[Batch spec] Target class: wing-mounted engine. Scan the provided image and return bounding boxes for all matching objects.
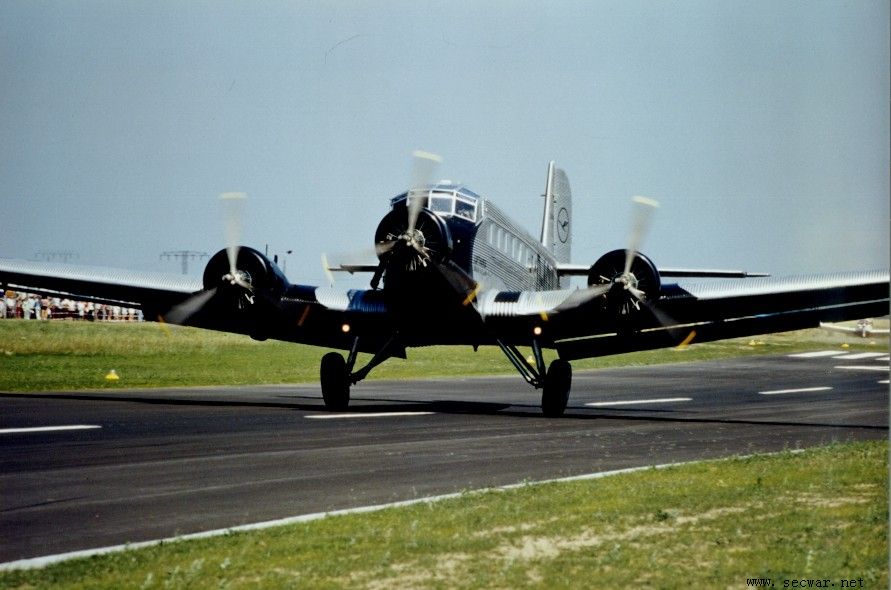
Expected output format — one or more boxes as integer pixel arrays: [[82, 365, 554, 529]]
[[587, 249, 661, 317], [183, 246, 290, 340], [203, 246, 288, 308]]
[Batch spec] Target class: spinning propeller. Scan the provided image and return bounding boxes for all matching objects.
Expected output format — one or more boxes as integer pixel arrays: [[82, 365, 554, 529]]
[[617, 195, 660, 306], [163, 192, 254, 325], [583, 195, 688, 340], [562, 195, 661, 316], [371, 151, 439, 286], [372, 151, 444, 282], [220, 192, 253, 292]]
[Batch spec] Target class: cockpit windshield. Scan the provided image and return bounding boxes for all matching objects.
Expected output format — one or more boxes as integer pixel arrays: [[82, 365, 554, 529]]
[[390, 184, 480, 222]]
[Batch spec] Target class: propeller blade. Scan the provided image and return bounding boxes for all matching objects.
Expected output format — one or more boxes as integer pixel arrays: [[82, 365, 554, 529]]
[[164, 288, 217, 325], [219, 192, 247, 275], [376, 240, 397, 256], [554, 283, 612, 313], [406, 150, 442, 234], [320, 254, 336, 287], [647, 300, 692, 345], [627, 285, 647, 301], [434, 259, 478, 300], [624, 195, 659, 276]]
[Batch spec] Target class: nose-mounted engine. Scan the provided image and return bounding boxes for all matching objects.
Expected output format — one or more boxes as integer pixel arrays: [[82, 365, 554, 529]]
[[372, 199, 453, 289]]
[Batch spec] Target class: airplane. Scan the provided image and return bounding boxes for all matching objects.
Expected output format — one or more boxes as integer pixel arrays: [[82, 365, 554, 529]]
[[820, 319, 890, 339], [1, 152, 888, 416]]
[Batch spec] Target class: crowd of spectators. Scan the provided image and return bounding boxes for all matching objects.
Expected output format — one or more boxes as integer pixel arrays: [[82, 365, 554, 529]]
[[1, 292, 143, 322]]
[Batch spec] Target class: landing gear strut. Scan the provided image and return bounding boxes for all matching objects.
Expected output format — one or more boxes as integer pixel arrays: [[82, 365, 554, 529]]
[[319, 336, 404, 411], [495, 338, 573, 417]]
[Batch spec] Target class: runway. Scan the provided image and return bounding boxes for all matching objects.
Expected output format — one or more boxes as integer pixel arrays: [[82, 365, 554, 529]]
[[1, 352, 887, 564]]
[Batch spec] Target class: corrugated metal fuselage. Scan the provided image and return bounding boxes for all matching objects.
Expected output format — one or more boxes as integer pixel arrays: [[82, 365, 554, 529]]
[[462, 199, 561, 292]]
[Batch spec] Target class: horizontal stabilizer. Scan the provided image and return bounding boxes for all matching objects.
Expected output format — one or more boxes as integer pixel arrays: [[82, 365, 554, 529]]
[[327, 262, 378, 274], [556, 263, 769, 279]]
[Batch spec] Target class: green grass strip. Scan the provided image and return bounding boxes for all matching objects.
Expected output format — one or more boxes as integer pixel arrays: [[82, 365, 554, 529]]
[[0, 320, 886, 392], [1, 440, 886, 589]]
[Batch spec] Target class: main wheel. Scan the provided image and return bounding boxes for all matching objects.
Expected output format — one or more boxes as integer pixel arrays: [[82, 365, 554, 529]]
[[541, 359, 572, 417], [320, 352, 350, 411]]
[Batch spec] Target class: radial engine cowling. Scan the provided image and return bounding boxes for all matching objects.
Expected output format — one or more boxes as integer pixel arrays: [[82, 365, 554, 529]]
[[586, 249, 661, 316], [374, 206, 453, 274], [203, 247, 288, 297]]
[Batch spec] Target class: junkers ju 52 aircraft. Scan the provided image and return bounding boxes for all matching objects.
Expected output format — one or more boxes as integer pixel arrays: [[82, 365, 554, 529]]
[[1, 152, 888, 416]]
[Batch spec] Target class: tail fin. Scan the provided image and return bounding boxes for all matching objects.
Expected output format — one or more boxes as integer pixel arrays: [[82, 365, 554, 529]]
[[540, 161, 572, 284]]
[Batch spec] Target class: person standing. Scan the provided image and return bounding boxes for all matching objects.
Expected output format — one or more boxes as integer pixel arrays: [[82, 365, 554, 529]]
[[22, 296, 33, 320]]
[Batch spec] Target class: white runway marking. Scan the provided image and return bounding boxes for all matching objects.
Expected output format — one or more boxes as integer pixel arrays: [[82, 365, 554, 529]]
[[876, 357, 890, 362], [832, 352, 888, 360], [879, 380, 889, 385], [789, 350, 847, 358], [758, 387, 832, 396], [305, 412, 435, 420], [834, 365, 889, 372], [0, 425, 101, 435], [585, 397, 691, 407]]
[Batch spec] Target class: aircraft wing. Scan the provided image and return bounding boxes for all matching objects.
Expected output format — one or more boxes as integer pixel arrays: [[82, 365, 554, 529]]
[[3, 257, 886, 360], [556, 263, 769, 278], [0, 257, 397, 354], [0, 258, 201, 312], [477, 270, 889, 360], [819, 321, 890, 336]]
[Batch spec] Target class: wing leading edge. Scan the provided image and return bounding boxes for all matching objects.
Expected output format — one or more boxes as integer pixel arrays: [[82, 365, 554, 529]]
[[477, 270, 889, 360], [0, 257, 396, 353]]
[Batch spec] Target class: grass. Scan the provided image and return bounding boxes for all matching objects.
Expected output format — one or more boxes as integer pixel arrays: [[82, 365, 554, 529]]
[[0, 320, 886, 586], [0, 319, 887, 392], [0, 440, 886, 588]]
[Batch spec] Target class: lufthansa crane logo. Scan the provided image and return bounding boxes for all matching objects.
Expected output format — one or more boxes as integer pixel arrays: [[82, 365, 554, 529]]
[[556, 207, 569, 243]]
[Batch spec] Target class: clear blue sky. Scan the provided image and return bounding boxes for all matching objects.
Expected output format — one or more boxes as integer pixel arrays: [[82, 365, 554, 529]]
[[2, 1, 888, 287]]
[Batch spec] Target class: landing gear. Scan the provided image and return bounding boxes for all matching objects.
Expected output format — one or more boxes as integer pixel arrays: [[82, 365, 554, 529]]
[[320, 352, 350, 411], [495, 338, 573, 417], [541, 359, 572, 417], [319, 336, 405, 412]]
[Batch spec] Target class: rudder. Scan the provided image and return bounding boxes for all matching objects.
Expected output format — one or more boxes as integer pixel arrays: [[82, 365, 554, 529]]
[[540, 161, 572, 286]]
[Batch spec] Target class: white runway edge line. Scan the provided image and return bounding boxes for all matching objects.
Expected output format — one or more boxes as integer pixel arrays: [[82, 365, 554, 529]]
[[834, 366, 890, 372], [833, 352, 888, 360], [789, 350, 848, 358], [758, 387, 833, 396], [0, 425, 101, 435], [585, 397, 691, 407], [305, 412, 436, 420], [0, 449, 805, 572]]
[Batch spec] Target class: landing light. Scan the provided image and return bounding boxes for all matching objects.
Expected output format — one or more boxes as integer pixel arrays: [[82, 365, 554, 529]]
[[533, 326, 543, 336], [341, 323, 351, 334]]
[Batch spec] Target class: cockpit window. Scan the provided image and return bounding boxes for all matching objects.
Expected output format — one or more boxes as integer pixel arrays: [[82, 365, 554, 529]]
[[429, 195, 453, 214], [390, 185, 479, 222], [455, 198, 475, 221]]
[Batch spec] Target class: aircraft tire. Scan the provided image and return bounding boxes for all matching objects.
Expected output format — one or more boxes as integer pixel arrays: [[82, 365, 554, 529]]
[[541, 359, 572, 417], [320, 352, 350, 411]]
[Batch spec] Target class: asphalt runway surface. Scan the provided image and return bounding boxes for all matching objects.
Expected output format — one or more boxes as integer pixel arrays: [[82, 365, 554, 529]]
[[1, 351, 887, 564]]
